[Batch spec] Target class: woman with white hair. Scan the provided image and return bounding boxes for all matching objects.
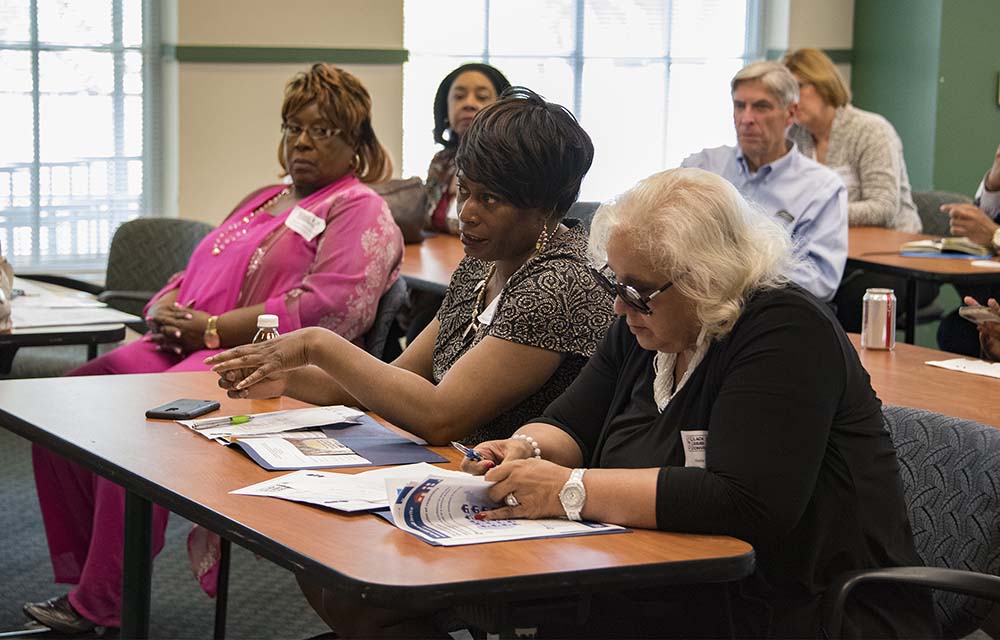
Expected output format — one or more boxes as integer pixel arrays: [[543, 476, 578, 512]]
[[463, 168, 938, 638]]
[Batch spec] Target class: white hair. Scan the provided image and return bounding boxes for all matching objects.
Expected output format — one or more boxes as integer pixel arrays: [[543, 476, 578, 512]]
[[731, 60, 799, 108], [589, 168, 793, 340]]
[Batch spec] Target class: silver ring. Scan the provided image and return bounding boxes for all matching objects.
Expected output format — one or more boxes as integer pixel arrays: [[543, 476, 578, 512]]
[[504, 492, 519, 508]]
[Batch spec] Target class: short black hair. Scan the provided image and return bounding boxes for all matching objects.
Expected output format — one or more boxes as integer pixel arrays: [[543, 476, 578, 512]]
[[457, 87, 594, 217], [433, 63, 511, 148]]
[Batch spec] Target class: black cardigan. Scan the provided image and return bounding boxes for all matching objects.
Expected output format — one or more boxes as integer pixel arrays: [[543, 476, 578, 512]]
[[537, 286, 938, 638]]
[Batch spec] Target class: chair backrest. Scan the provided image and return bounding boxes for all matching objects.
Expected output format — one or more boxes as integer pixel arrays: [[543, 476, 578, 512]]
[[565, 201, 600, 231], [881, 405, 1000, 637], [912, 191, 973, 237], [103, 218, 215, 316], [364, 277, 408, 361]]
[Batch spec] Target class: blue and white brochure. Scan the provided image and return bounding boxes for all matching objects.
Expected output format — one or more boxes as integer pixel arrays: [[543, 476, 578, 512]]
[[386, 476, 627, 546]]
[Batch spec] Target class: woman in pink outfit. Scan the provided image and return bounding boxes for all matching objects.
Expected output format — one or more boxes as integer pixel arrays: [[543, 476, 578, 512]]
[[25, 63, 404, 634]]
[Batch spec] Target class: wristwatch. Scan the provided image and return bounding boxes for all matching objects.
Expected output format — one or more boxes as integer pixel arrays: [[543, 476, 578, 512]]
[[991, 227, 1000, 255], [203, 315, 220, 349], [558, 468, 587, 521]]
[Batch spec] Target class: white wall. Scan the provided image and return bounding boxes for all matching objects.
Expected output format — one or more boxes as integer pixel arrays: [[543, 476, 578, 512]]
[[162, 0, 404, 224]]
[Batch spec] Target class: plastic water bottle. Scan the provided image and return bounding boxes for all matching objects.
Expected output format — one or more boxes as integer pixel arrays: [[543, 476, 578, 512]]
[[252, 314, 280, 344], [242, 314, 279, 382]]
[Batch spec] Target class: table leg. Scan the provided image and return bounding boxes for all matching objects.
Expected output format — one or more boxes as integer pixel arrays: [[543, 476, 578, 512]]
[[905, 279, 918, 344], [0, 347, 16, 375], [121, 491, 153, 639], [214, 538, 232, 640]]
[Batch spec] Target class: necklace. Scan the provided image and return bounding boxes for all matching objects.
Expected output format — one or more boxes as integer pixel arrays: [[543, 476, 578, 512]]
[[212, 187, 290, 256], [463, 262, 497, 340]]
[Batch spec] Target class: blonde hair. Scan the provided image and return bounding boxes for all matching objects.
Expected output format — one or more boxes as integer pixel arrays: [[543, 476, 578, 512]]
[[782, 48, 851, 108], [589, 168, 792, 340], [278, 63, 392, 183]]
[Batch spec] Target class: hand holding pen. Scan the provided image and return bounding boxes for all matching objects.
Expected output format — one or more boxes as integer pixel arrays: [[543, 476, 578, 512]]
[[451, 441, 496, 470]]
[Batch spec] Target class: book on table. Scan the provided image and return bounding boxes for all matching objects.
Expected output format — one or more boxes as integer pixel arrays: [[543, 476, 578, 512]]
[[900, 236, 991, 256]]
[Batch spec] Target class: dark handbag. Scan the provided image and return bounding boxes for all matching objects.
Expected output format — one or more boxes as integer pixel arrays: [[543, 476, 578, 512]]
[[370, 177, 428, 244]]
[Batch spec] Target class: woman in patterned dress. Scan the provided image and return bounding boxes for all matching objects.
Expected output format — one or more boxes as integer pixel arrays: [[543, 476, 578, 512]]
[[210, 87, 615, 451]]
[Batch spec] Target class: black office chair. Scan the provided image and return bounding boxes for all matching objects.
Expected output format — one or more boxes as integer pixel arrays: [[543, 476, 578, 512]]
[[8, 218, 215, 378], [24, 217, 214, 333], [912, 190, 974, 238], [565, 201, 600, 232], [822, 406, 1000, 638], [364, 277, 408, 361]]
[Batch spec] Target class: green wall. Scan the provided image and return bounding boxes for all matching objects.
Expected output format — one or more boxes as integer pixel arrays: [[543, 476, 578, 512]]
[[852, 0, 941, 191], [934, 0, 1000, 195], [853, 0, 1000, 196]]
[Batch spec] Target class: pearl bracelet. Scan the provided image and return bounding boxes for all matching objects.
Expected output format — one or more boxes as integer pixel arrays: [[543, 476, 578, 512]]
[[513, 433, 541, 459]]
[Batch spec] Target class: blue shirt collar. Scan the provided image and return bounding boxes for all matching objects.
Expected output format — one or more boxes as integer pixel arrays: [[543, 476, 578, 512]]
[[735, 140, 798, 178]]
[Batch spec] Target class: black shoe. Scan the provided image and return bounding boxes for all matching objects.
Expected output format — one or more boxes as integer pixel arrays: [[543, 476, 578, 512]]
[[23, 595, 97, 635]]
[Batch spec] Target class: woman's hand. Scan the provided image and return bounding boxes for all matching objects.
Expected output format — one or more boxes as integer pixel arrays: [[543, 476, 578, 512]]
[[966, 296, 1000, 361], [474, 459, 571, 521], [205, 327, 321, 391], [144, 291, 181, 336], [216, 367, 289, 399], [459, 437, 538, 475], [149, 302, 211, 355]]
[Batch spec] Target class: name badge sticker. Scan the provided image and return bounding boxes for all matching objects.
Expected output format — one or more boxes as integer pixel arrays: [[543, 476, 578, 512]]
[[680, 430, 708, 468], [285, 205, 326, 241]]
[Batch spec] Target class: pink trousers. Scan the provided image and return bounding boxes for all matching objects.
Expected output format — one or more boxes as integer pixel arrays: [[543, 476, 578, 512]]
[[31, 337, 220, 627]]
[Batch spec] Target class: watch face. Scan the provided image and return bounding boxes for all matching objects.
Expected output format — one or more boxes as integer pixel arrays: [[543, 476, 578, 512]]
[[561, 485, 585, 508]]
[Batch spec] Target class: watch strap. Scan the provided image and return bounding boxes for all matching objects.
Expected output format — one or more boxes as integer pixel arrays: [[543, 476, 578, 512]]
[[203, 315, 220, 349], [560, 468, 587, 521]]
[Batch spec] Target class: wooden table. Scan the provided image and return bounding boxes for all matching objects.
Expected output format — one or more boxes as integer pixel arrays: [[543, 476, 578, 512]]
[[847, 227, 1000, 343], [849, 333, 1000, 427], [401, 233, 465, 293], [0, 372, 754, 638]]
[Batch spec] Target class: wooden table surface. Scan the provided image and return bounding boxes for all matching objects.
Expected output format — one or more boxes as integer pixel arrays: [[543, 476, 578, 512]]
[[848, 227, 1000, 283], [401, 233, 465, 293], [849, 333, 999, 427], [0, 371, 753, 609]]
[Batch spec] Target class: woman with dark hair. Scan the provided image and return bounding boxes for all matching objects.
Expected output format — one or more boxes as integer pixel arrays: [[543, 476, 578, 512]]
[[210, 89, 613, 635], [425, 62, 510, 233], [211, 86, 612, 447], [23, 63, 404, 634]]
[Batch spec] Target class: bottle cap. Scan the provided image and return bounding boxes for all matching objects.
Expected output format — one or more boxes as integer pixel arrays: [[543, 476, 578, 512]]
[[256, 314, 279, 328]]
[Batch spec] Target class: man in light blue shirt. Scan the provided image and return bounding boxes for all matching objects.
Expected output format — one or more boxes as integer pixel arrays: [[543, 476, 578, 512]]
[[682, 61, 847, 301]]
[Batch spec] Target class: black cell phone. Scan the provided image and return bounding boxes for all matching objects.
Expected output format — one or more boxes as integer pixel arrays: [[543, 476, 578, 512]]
[[145, 398, 221, 420]]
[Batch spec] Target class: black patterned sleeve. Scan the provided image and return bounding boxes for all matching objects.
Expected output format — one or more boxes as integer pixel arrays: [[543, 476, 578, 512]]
[[488, 259, 614, 357]]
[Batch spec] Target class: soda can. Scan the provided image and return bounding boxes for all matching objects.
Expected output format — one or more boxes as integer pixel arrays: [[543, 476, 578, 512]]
[[861, 288, 896, 350]]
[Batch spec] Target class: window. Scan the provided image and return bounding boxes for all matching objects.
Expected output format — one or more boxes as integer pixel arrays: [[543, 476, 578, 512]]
[[403, 0, 760, 202], [0, 0, 159, 271]]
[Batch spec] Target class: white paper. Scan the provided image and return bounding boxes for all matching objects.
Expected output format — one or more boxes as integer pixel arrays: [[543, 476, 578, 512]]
[[181, 405, 363, 439], [386, 476, 627, 546], [10, 306, 142, 328], [13, 294, 106, 308], [926, 358, 1000, 379], [971, 260, 1000, 269], [232, 462, 467, 512]]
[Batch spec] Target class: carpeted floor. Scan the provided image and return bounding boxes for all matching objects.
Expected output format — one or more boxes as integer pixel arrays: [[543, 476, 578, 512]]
[[0, 427, 329, 639]]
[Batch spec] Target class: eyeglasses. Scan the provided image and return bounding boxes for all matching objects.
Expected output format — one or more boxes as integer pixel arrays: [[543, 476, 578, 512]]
[[280, 123, 341, 141], [589, 264, 673, 315]]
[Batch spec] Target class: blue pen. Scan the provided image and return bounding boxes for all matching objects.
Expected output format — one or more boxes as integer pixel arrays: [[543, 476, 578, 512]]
[[450, 441, 482, 462]]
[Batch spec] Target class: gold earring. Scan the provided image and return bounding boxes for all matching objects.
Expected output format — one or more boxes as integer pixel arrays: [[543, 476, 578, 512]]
[[350, 153, 360, 171], [534, 223, 551, 255]]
